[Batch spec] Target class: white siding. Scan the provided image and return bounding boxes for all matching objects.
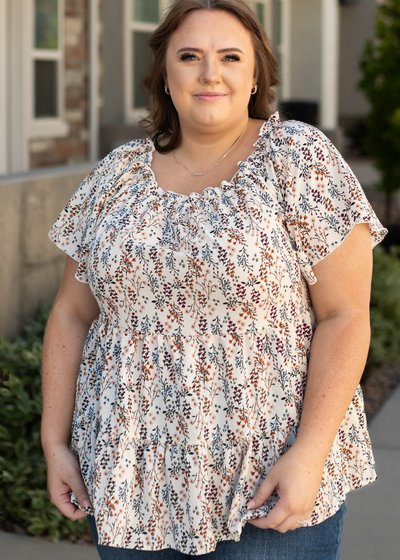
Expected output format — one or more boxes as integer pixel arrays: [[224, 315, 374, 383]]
[[291, 0, 321, 102], [339, 0, 376, 118]]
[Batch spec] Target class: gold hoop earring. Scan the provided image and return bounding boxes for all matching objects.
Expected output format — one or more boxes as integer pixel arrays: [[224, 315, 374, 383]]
[[251, 84, 258, 95], [164, 84, 170, 95]]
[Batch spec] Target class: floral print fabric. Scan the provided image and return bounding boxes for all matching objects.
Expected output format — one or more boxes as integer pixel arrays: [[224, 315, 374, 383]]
[[48, 113, 387, 555]]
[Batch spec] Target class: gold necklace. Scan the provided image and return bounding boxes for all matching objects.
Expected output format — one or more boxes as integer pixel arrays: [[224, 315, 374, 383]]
[[173, 119, 250, 177]]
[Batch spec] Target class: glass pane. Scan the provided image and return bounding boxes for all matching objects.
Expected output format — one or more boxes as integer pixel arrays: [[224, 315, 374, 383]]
[[256, 3, 265, 27], [35, 0, 58, 49], [133, 31, 152, 108], [132, 0, 159, 23], [35, 60, 58, 117]]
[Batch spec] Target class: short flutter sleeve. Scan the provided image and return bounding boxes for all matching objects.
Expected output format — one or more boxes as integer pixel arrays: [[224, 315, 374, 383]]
[[277, 123, 387, 285], [48, 161, 106, 283], [48, 140, 148, 283]]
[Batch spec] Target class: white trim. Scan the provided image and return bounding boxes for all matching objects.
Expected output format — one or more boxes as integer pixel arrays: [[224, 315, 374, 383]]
[[29, 0, 67, 136], [124, 0, 171, 123], [89, 0, 100, 161], [32, 48, 63, 61], [0, 0, 7, 174], [130, 20, 159, 33], [264, 0, 273, 39], [320, 0, 339, 130], [251, 0, 272, 34], [30, 118, 69, 139], [280, 0, 292, 101]]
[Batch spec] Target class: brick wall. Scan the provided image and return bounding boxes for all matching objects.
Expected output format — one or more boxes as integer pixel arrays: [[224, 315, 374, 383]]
[[30, 0, 89, 169]]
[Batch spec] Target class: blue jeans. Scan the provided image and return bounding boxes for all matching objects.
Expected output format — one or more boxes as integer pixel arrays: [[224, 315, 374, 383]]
[[87, 502, 346, 560]]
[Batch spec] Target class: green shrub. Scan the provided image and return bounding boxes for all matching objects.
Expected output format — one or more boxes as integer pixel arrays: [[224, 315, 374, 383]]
[[1, 247, 400, 540], [0, 304, 88, 541], [358, 0, 400, 223], [368, 245, 400, 367]]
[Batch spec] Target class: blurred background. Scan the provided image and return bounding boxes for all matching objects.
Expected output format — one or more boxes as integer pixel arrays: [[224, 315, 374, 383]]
[[0, 0, 385, 171], [0, 1, 400, 557]]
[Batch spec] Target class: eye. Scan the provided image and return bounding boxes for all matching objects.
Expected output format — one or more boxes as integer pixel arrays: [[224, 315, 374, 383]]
[[223, 54, 240, 62], [179, 52, 198, 61]]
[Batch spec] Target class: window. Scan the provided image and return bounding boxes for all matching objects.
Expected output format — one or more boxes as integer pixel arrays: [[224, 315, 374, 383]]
[[30, 0, 68, 138], [33, 0, 61, 118], [252, 1, 273, 38], [125, 0, 174, 121], [252, 0, 287, 103], [255, 2, 266, 27]]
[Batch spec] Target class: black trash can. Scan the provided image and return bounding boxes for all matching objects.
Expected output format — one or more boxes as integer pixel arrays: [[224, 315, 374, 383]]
[[279, 101, 319, 126]]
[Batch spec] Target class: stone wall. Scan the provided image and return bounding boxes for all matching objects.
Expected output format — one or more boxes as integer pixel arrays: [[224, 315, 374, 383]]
[[0, 164, 93, 339], [30, 0, 89, 169]]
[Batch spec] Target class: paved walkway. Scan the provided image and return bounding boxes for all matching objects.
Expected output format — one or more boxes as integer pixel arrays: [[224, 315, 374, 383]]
[[1, 384, 400, 559], [340, 384, 400, 560]]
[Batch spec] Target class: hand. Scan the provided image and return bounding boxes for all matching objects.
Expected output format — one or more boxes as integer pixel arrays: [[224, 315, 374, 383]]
[[44, 443, 92, 521], [247, 444, 324, 533]]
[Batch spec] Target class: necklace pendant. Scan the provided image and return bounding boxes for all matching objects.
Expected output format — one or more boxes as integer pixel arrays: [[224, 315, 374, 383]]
[[173, 118, 250, 178]]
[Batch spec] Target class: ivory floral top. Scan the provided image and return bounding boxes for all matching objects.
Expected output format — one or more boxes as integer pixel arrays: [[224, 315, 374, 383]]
[[49, 113, 387, 555]]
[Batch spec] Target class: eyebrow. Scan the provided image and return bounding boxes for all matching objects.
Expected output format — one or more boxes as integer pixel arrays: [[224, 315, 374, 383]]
[[176, 47, 244, 54]]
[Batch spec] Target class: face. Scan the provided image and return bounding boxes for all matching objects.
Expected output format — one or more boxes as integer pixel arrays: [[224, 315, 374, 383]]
[[165, 10, 257, 132]]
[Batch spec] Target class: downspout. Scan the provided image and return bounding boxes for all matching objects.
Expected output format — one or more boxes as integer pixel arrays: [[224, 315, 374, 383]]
[[89, 0, 99, 162], [320, 0, 339, 133], [280, 0, 292, 101]]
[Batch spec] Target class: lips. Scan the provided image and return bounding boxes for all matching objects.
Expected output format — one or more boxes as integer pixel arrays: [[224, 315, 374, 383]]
[[193, 92, 227, 101]]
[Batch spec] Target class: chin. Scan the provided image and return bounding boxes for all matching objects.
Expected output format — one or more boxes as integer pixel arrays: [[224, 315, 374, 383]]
[[190, 110, 233, 129]]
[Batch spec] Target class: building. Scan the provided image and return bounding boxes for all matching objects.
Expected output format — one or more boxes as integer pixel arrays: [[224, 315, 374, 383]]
[[0, 0, 381, 175]]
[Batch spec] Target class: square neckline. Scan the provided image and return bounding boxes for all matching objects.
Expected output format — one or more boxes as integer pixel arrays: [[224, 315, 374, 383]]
[[145, 118, 272, 200]]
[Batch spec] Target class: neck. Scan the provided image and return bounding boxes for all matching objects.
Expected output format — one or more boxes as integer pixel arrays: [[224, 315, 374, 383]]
[[175, 114, 251, 169]]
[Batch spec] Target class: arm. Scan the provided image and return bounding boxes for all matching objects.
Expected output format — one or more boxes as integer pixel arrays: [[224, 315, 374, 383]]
[[41, 256, 99, 520], [248, 223, 373, 532]]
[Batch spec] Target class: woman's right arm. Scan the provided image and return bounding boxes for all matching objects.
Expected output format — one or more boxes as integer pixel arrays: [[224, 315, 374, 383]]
[[41, 256, 99, 520]]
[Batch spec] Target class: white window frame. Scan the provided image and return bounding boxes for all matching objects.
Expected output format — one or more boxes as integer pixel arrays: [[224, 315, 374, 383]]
[[124, 0, 173, 124], [279, 0, 292, 101], [0, 0, 7, 174], [250, 0, 273, 37], [29, 0, 69, 139]]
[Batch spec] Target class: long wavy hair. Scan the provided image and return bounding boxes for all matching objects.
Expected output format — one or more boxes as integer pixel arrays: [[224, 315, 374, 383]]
[[141, 0, 279, 153]]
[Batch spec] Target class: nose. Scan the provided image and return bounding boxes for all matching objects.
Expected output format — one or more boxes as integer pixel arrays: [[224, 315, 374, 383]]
[[199, 55, 221, 85]]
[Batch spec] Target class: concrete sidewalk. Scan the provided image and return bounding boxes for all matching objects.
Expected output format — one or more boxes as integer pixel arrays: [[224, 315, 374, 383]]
[[1, 385, 400, 559], [0, 530, 98, 560], [340, 383, 400, 560]]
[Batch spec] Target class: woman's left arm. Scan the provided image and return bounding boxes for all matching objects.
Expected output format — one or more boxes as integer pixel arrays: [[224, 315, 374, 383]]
[[248, 222, 373, 532]]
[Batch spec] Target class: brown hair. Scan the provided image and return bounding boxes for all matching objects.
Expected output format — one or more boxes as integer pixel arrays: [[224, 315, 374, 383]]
[[141, 0, 279, 153]]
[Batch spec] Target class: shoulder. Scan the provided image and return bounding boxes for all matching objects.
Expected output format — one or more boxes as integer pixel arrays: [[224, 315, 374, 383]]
[[91, 138, 152, 184], [61, 138, 152, 212], [259, 113, 346, 178], [260, 113, 330, 152]]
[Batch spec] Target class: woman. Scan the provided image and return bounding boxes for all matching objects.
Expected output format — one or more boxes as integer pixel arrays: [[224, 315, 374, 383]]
[[41, 1, 387, 559]]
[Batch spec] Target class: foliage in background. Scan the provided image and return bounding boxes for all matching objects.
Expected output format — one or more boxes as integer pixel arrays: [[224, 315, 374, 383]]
[[358, 0, 400, 223], [0, 304, 88, 541], [0, 247, 400, 541], [368, 245, 400, 368]]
